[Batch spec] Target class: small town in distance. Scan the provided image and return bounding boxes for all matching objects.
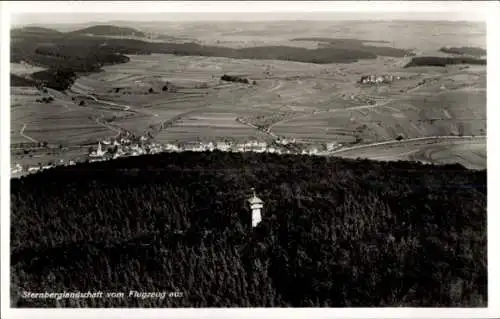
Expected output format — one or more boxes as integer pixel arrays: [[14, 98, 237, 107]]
[[10, 62, 485, 177], [11, 126, 344, 176]]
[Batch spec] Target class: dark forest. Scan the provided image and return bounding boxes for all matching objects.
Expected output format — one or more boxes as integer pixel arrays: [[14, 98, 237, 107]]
[[11, 151, 487, 307]]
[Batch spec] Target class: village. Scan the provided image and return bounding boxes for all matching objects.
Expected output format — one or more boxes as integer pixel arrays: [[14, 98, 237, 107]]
[[358, 74, 401, 85], [9, 72, 415, 177], [8, 73, 439, 177], [11, 132, 345, 177]]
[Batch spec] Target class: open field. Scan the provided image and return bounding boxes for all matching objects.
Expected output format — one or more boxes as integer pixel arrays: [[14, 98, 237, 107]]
[[11, 87, 118, 145], [71, 53, 377, 141], [10, 85, 125, 169], [331, 136, 486, 170], [10, 62, 47, 77], [11, 17, 486, 170], [273, 89, 486, 143], [107, 54, 484, 168], [11, 50, 485, 169]]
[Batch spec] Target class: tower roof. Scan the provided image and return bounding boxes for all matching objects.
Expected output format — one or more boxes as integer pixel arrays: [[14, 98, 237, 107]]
[[248, 188, 263, 204], [248, 195, 263, 205]]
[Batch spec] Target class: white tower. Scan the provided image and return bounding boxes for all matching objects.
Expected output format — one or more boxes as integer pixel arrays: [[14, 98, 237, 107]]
[[248, 188, 263, 228]]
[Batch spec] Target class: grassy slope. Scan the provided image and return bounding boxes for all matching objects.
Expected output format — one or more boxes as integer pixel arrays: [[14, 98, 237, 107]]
[[10, 27, 62, 37], [11, 151, 487, 307]]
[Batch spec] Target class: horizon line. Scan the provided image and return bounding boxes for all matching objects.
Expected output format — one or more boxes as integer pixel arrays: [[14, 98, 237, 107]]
[[12, 18, 486, 27]]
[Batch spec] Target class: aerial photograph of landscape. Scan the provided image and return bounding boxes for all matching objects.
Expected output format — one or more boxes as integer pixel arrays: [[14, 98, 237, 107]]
[[7, 2, 489, 311]]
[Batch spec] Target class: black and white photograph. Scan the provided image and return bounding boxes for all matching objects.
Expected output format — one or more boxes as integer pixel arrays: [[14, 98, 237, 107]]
[[1, 1, 499, 318]]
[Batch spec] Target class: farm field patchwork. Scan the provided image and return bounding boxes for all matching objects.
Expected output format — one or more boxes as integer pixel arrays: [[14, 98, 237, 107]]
[[8, 21, 488, 308], [331, 136, 486, 170], [78, 53, 483, 160], [12, 51, 486, 169], [11, 88, 118, 145], [156, 126, 270, 144], [10, 87, 124, 174]]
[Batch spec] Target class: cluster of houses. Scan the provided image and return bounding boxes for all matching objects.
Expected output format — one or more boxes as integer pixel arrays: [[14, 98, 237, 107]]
[[13, 132, 346, 177], [87, 136, 303, 160], [11, 159, 77, 176], [358, 75, 401, 85], [87, 132, 151, 162]]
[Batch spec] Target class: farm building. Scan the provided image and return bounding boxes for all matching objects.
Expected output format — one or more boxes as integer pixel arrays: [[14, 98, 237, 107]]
[[359, 74, 397, 85]]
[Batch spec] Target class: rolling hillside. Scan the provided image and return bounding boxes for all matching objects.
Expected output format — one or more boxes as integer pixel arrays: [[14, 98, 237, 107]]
[[69, 25, 146, 37], [11, 26, 62, 37]]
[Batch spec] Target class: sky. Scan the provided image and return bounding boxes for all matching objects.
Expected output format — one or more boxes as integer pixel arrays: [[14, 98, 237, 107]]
[[11, 12, 487, 26], [7, 1, 491, 26]]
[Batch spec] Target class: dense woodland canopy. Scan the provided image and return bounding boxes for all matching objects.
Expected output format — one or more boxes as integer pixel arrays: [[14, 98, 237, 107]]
[[11, 151, 487, 307], [10, 26, 411, 91], [439, 47, 486, 57], [221, 74, 251, 84], [11, 35, 137, 90], [404, 56, 486, 68], [68, 25, 147, 37]]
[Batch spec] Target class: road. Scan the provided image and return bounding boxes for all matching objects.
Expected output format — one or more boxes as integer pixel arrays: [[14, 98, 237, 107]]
[[331, 135, 485, 155], [20, 124, 39, 143], [236, 117, 278, 139]]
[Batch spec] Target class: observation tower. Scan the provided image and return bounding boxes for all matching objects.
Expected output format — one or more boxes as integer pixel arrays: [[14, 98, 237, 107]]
[[248, 188, 264, 228]]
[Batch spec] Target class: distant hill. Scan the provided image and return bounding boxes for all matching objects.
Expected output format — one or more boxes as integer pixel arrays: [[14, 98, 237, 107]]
[[439, 46, 486, 57], [69, 25, 146, 37], [11, 26, 62, 37], [405, 56, 486, 68]]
